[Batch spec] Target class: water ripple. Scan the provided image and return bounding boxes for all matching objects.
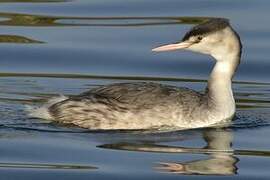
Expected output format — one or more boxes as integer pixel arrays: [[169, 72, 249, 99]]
[[0, 13, 210, 27], [0, 162, 97, 170]]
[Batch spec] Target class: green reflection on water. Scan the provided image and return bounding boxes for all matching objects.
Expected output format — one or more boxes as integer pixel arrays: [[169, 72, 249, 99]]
[[0, 12, 211, 27], [0, 34, 43, 43]]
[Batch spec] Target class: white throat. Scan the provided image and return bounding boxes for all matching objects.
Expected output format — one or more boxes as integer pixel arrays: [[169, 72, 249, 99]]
[[207, 61, 236, 120], [206, 27, 241, 121]]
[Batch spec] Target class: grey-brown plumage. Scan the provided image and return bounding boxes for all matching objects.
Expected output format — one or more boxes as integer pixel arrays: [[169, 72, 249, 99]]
[[43, 18, 242, 130], [49, 83, 208, 129]]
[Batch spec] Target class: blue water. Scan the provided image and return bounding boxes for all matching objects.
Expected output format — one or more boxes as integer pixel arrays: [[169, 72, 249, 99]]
[[0, 0, 270, 179]]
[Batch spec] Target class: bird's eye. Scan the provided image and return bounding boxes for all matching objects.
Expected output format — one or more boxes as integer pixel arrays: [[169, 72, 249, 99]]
[[197, 36, 203, 41]]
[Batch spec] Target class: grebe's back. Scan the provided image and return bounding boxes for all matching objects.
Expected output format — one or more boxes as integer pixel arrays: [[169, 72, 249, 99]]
[[49, 82, 205, 130]]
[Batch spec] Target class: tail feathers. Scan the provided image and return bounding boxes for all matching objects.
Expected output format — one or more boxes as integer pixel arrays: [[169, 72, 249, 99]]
[[27, 95, 68, 120]]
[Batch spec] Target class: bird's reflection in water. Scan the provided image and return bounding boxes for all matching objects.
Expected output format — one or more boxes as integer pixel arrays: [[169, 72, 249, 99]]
[[156, 129, 238, 175], [99, 128, 238, 175]]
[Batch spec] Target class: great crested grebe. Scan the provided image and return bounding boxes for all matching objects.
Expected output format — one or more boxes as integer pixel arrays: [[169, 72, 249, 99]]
[[32, 18, 242, 130]]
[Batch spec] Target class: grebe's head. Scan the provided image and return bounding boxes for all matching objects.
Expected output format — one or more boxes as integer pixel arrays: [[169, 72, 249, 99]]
[[152, 18, 242, 61]]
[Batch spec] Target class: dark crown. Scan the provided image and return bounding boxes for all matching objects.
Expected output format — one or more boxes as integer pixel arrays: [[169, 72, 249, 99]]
[[182, 18, 230, 41]]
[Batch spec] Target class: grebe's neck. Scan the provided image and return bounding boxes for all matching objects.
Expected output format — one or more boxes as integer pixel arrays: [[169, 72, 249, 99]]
[[206, 34, 241, 120]]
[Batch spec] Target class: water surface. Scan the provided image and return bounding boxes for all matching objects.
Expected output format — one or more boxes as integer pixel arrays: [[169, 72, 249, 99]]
[[0, 0, 270, 179]]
